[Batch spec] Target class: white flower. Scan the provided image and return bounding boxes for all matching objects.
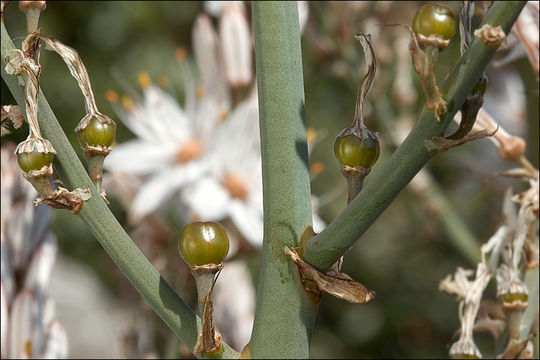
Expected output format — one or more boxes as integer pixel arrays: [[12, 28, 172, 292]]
[[182, 88, 264, 246], [104, 7, 325, 246], [104, 75, 222, 222], [1, 143, 68, 359]]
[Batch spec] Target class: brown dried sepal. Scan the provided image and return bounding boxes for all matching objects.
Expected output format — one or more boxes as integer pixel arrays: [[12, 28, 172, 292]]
[[35, 186, 91, 214], [83, 145, 112, 157], [192, 263, 223, 355], [284, 246, 375, 304], [19, 1, 47, 12], [425, 128, 495, 152], [22, 164, 53, 180], [193, 292, 223, 355], [1, 105, 25, 136], [498, 337, 535, 359], [405, 25, 447, 121], [474, 24, 505, 47], [75, 112, 115, 133], [416, 33, 451, 51]]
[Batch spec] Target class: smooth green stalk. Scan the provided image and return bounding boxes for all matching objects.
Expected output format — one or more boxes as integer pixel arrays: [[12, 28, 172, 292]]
[[520, 266, 539, 340], [251, 2, 316, 358], [303, 1, 526, 271], [1, 23, 238, 359], [374, 94, 481, 265]]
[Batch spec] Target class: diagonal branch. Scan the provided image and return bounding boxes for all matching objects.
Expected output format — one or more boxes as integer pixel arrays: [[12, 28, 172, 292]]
[[302, 1, 527, 271], [1, 22, 239, 360]]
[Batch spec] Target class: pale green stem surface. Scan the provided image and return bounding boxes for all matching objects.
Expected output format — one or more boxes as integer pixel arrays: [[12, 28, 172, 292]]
[[303, 1, 527, 272], [520, 266, 539, 340], [1, 22, 239, 359], [374, 94, 481, 265], [251, 2, 317, 358]]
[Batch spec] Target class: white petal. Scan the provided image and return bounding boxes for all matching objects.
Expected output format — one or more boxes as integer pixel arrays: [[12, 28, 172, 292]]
[[219, 1, 253, 87], [1, 233, 15, 305], [42, 320, 68, 359], [104, 140, 177, 175], [204, 1, 228, 17], [9, 290, 39, 359], [229, 200, 263, 247], [130, 163, 207, 222], [7, 199, 35, 270], [24, 233, 57, 294], [1, 282, 8, 359], [213, 259, 255, 350], [312, 213, 326, 234], [193, 14, 221, 87], [298, 2, 309, 33], [182, 177, 230, 220], [142, 86, 192, 143]]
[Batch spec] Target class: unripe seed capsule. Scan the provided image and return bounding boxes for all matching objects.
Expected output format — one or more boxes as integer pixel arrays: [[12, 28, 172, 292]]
[[179, 222, 229, 266], [334, 131, 380, 169], [412, 4, 456, 41], [76, 117, 116, 148], [17, 151, 53, 173]]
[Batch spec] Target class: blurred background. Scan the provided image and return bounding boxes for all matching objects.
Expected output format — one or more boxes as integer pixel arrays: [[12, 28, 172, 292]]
[[1, 1, 538, 358]]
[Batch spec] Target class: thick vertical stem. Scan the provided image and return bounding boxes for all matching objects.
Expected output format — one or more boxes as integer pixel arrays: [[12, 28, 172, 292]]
[[251, 2, 316, 358]]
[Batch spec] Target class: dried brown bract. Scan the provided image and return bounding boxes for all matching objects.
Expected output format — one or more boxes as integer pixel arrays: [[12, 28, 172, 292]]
[[35, 186, 91, 214], [1, 105, 25, 136], [284, 246, 375, 304], [474, 24, 506, 47]]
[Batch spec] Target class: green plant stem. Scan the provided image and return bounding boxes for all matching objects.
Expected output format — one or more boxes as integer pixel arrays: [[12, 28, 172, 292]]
[[1, 22, 238, 359], [520, 266, 539, 340], [374, 94, 481, 265], [303, 1, 526, 272], [251, 2, 316, 358]]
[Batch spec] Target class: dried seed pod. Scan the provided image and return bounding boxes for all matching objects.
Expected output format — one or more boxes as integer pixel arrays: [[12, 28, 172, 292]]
[[334, 33, 380, 204]]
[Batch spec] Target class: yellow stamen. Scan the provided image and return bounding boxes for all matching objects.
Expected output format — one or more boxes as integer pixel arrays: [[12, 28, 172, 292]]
[[218, 108, 228, 122], [121, 95, 134, 111], [105, 90, 119, 103], [137, 72, 151, 88], [158, 75, 170, 88], [176, 47, 187, 63], [222, 174, 248, 200], [307, 128, 317, 145], [24, 340, 32, 357], [196, 85, 206, 99], [310, 162, 325, 175], [176, 139, 204, 163]]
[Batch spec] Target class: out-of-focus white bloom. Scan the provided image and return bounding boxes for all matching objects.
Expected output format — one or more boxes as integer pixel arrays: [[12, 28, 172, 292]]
[[219, 2, 253, 87], [205, 1, 310, 33], [1, 143, 68, 359], [182, 89, 264, 246], [440, 264, 491, 359], [105, 8, 326, 247], [105, 76, 219, 222], [213, 259, 255, 350]]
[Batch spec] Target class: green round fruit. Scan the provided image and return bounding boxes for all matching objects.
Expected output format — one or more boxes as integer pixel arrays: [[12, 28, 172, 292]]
[[499, 292, 528, 304], [178, 222, 229, 266], [17, 151, 54, 173], [334, 131, 380, 168], [77, 117, 116, 148], [412, 4, 456, 40]]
